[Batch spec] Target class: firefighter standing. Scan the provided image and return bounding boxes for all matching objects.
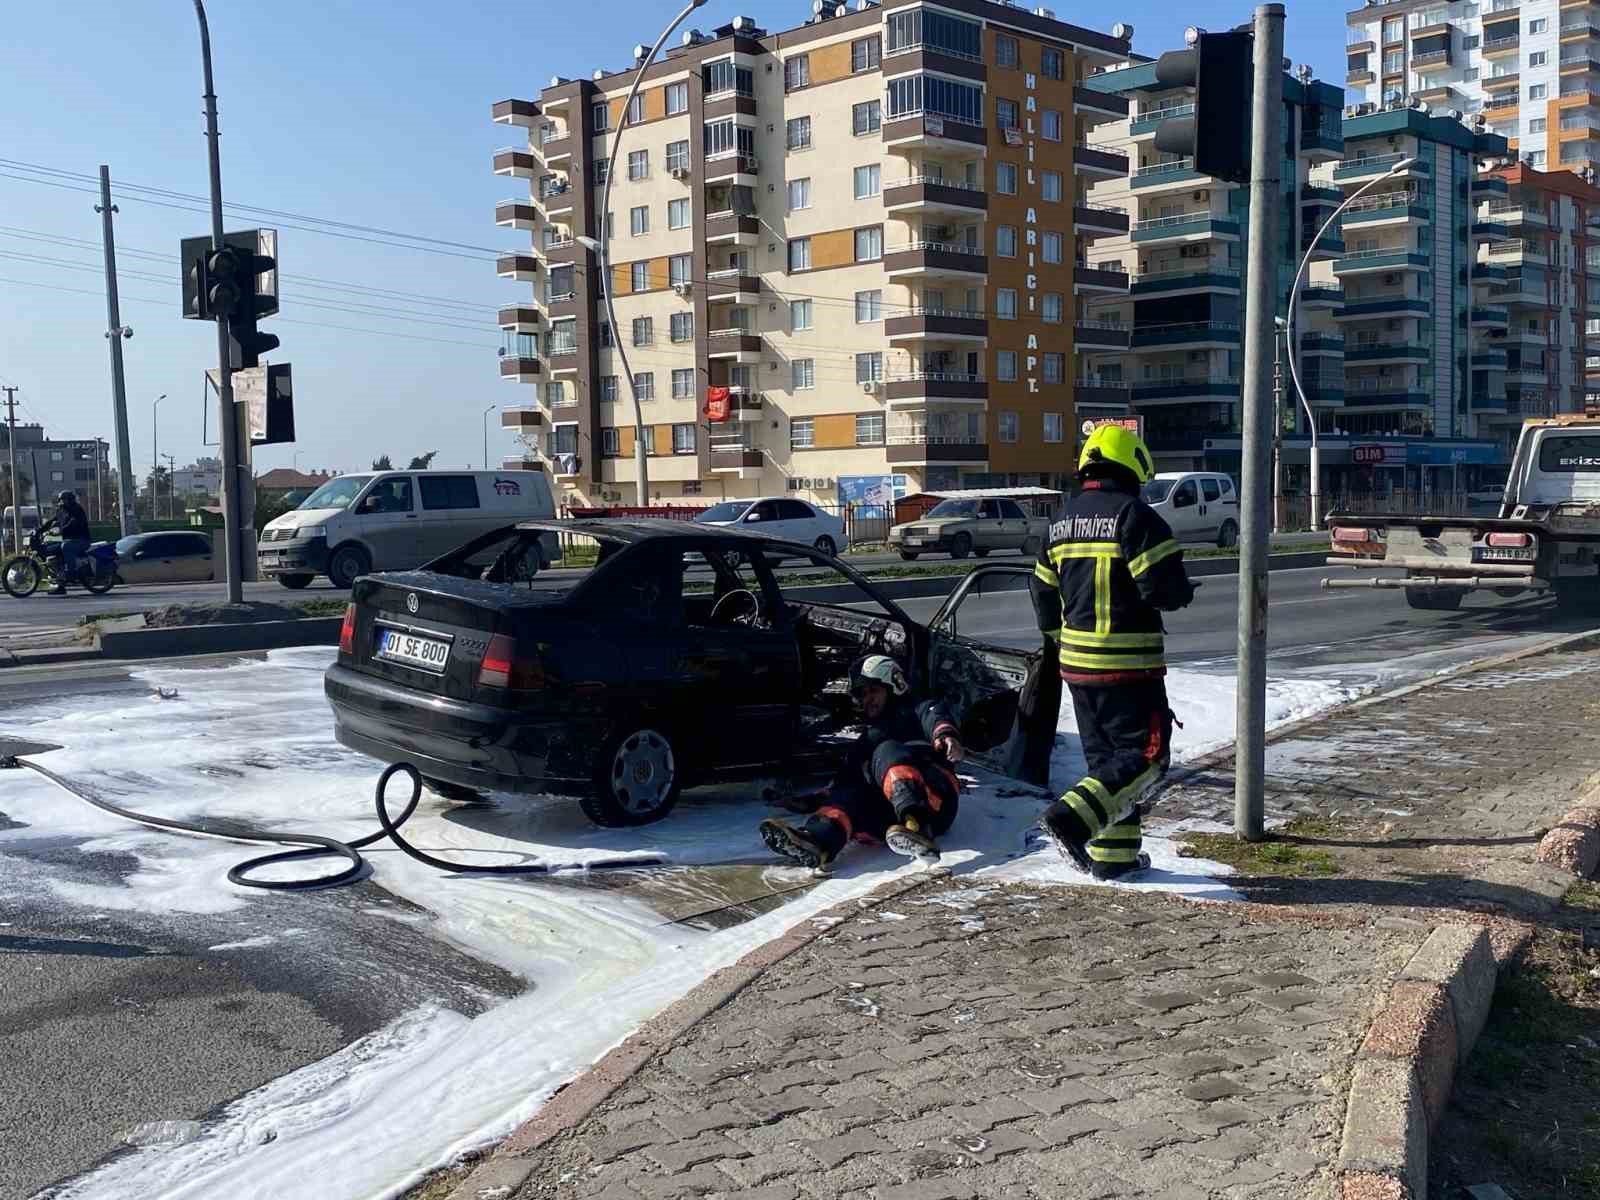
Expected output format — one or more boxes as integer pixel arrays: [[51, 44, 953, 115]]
[[760, 655, 964, 868], [1029, 425, 1195, 879]]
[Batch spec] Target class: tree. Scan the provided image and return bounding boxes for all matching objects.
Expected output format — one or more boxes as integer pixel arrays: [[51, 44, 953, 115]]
[[0, 465, 31, 511], [406, 451, 438, 470], [371, 454, 394, 471]]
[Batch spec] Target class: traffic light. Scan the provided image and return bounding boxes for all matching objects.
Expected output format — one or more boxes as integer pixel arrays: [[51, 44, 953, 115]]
[[225, 238, 280, 369], [1153, 30, 1254, 185]]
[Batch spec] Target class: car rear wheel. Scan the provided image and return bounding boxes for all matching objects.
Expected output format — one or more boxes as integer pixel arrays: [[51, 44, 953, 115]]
[[813, 535, 838, 557], [423, 776, 487, 804], [898, 551, 920, 562], [973, 547, 990, 557], [582, 726, 682, 827], [950, 533, 973, 560], [1217, 520, 1239, 549], [277, 574, 313, 590], [328, 544, 371, 591]]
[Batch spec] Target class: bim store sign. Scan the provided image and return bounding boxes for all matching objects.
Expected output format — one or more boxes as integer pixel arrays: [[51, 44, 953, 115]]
[[1353, 443, 1501, 466]]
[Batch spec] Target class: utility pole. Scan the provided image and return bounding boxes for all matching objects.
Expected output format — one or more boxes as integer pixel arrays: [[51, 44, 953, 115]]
[[1234, 3, 1285, 843], [97, 166, 139, 538], [152, 392, 166, 523], [163, 453, 177, 520], [3, 385, 19, 554], [1272, 325, 1285, 535], [94, 437, 104, 523]]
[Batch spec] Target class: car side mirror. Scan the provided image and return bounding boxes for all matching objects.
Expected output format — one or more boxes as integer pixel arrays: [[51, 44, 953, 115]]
[[358, 497, 377, 513], [744, 512, 761, 522]]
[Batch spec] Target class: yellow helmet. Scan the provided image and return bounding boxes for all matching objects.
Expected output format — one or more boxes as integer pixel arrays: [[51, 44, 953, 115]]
[[1078, 424, 1155, 485]]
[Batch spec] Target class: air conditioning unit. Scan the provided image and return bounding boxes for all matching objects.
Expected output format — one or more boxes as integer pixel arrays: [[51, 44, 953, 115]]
[[1187, 350, 1208, 363], [861, 379, 881, 393], [669, 165, 691, 179], [747, 158, 761, 174], [786, 477, 805, 491], [1193, 190, 1210, 201], [813, 476, 835, 488], [673, 282, 693, 297]]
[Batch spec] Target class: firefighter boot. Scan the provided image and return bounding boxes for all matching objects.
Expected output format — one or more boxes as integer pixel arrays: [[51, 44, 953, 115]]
[[884, 774, 940, 861], [885, 813, 940, 861], [760, 815, 847, 870], [1025, 806, 1094, 874]]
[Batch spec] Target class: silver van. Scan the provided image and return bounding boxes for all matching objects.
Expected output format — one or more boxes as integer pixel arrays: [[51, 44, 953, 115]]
[[258, 469, 556, 589], [1141, 471, 1241, 547]]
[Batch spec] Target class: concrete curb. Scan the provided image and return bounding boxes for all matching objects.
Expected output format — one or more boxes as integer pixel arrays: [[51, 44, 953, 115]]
[[96, 617, 341, 659], [1534, 786, 1600, 879], [440, 870, 940, 1200]]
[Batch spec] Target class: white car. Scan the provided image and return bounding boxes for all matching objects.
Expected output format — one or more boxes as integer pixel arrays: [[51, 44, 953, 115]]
[[693, 497, 845, 556], [1141, 471, 1241, 547]]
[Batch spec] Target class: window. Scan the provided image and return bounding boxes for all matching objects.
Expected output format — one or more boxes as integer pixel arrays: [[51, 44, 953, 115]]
[[665, 82, 688, 115], [1043, 412, 1064, 443], [666, 139, 690, 172], [791, 417, 815, 448], [855, 290, 882, 322], [791, 299, 814, 331], [998, 412, 1019, 443], [1465, 34, 1479, 49], [630, 261, 650, 291], [792, 359, 816, 390], [1042, 170, 1063, 202], [996, 98, 1020, 129], [785, 54, 811, 91], [628, 94, 645, 124], [1042, 231, 1063, 264], [544, 381, 565, 408], [1530, 51, 1548, 67], [630, 205, 650, 236], [593, 158, 609, 185], [788, 177, 812, 211], [997, 162, 1018, 194], [852, 36, 881, 73], [1531, 84, 1548, 100], [592, 102, 609, 132], [419, 475, 480, 510], [855, 413, 885, 445], [669, 254, 692, 286], [996, 288, 1018, 319], [1529, 150, 1547, 166], [1041, 47, 1065, 81], [1530, 17, 1547, 33], [668, 197, 690, 229], [854, 226, 883, 262], [598, 322, 614, 348], [1382, 17, 1402, 42], [853, 100, 882, 136], [601, 376, 619, 402], [854, 164, 881, 198], [997, 350, 1018, 381], [885, 74, 983, 125], [634, 372, 655, 400], [705, 118, 754, 160], [1530, 118, 1547, 134], [856, 352, 884, 383], [670, 311, 694, 343], [628, 149, 649, 181], [996, 225, 1018, 257], [673, 424, 696, 454], [683, 480, 703, 496], [996, 34, 1019, 68], [704, 59, 753, 98], [601, 427, 620, 456], [885, 7, 982, 59], [1201, 478, 1221, 502], [787, 116, 812, 151], [1042, 292, 1063, 323], [1042, 110, 1063, 141], [788, 237, 812, 271], [1043, 353, 1064, 384], [632, 316, 654, 345]]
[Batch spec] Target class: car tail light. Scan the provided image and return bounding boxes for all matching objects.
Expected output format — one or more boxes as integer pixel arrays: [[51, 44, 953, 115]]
[[477, 633, 545, 690], [338, 604, 356, 656], [1486, 531, 1532, 548], [1330, 526, 1373, 543]]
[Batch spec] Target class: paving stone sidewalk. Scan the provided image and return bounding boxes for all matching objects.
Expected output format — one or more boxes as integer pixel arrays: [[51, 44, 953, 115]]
[[511, 881, 1426, 1200]]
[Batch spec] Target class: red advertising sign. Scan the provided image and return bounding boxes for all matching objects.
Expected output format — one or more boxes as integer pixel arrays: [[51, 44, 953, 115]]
[[703, 386, 731, 423], [1080, 415, 1145, 439], [1352, 444, 1386, 465]]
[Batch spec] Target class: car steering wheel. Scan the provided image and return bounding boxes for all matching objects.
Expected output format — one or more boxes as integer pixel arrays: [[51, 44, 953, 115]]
[[709, 588, 762, 627]]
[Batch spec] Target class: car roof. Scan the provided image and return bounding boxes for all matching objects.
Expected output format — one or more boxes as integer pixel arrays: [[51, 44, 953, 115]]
[[513, 517, 774, 543]]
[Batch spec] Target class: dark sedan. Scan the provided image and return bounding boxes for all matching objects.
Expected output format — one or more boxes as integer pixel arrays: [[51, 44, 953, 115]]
[[324, 519, 1039, 826]]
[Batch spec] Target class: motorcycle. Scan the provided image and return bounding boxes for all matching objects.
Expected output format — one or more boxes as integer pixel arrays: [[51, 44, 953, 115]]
[[1, 530, 119, 598]]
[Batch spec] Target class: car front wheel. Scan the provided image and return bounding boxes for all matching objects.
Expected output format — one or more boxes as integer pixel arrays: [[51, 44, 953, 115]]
[[277, 574, 313, 590], [813, 535, 838, 557], [582, 726, 682, 827], [327, 544, 371, 591]]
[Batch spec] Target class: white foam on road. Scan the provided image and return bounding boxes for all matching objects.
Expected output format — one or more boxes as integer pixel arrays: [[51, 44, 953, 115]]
[[2, 647, 1352, 1200]]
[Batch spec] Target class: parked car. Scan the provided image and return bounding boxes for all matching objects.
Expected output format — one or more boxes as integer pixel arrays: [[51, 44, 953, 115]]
[[693, 497, 845, 557], [258, 469, 556, 590], [324, 520, 1035, 827], [888, 497, 1048, 561], [114, 531, 215, 584], [1142, 472, 1241, 547]]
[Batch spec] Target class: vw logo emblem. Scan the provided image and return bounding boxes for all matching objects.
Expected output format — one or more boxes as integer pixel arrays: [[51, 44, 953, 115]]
[[405, 592, 419, 614]]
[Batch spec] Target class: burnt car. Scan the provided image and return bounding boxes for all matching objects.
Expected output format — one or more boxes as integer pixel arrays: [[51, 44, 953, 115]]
[[324, 519, 1039, 827]]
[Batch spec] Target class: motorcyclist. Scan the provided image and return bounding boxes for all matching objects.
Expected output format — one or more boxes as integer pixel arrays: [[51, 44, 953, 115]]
[[759, 655, 964, 868], [43, 490, 91, 595]]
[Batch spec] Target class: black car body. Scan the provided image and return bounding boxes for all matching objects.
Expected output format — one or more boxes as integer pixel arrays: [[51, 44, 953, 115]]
[[324, 519, 1039, 826]]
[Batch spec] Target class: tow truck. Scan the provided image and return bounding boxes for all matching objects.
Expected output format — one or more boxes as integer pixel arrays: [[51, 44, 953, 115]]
[[1322, 416, 1600, 617]]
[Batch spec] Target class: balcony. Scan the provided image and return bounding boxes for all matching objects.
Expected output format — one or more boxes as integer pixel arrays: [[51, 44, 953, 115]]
[[495, 200, 539, 231], [497, 254, 540, 281], [1344, 339, 1429, 364], [501, 407, 543, 430], [540, 135, 571, 165], [1348, 69, 1376, 85], [1497, 271, 1548, 304], [881, 113, 988, 153], [1130, 214, 1241, 245], [540, 182, 574, 217], [1330, 152, 1429, 183], [884, 241, 988, 278], [885, 435, 989, 465], [1129, 376, 1241, 404], [1505, 362, 1549, 384], [706, 330, 763, 359], [1074, 320, 1132, 350], [726, 388, 764, 421], [1561, 52, 1600, 72], [498, 305, 542, 332], [1472, 262, 1509, 286], [1130, 321, 1240, 349], [1472, 349, 1510, 369], [883, 372, 987, 402], [1483, 69, 1521, 92], [1341, 196, 1431, 228], [1483, 32, 1521, 57], [1073, 86, 1129, 125], [710, 438, 763, 471], [542, 237, 579, 265], [703, 152, 760, 185], [1130, 158, 1203, 190], [499, 355, 541, 382], [492, 147, 540, 178], [1302, 231, 1346, 262], [1485, 199, 1549, 227], [1337, 296, 1430, 320], [1470, 388, 1510, 413], [1343, 389, 1432, 409], [879, 44, 987, 83], [1471, 305, 1511, 328], [1074, 379, 1133, 408], [1131, 268, 1241, 297], [492, 99, 540, 127], [1332, 248, 1430, 276], [1074, 146, 1129, 178], [1130, 102, 1195, 138], [546, 343, 580, 374], [1472, 175, 1510, 197], [1412, 47, 1452, 71], [1302, 185, 1344, 207], [1300, 285, 1344, 310], [883, 176, 989, 216], [705, 270, 761, 303], [1301, 124, 1344, 161], [1300, 334, 1346, 355], [1487, 239, 1547, 265], [705, 211, 759, 245], [1074, 264, 1130, 293], [501, 455, 545, 472], [885, 308, 989, 342], [1073, 205, 1129, 238]]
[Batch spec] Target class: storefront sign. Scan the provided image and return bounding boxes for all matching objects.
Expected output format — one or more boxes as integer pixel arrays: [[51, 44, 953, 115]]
[[1352, 444, 1387, 465]]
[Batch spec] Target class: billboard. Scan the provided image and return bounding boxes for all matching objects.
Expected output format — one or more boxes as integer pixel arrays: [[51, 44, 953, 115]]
[[837, 474, 908, 514]]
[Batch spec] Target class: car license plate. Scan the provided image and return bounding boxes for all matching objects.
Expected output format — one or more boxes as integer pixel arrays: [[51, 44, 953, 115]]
[[375, 627, 451, 673], [1476, 547, 1534, 562], [905, 537, 926, 547], [259, 554, 279, 566]]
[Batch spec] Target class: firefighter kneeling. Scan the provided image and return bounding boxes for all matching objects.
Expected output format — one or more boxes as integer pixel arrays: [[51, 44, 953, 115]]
[[1030, 425, 1195, 880], [761, 655, 962, 868]]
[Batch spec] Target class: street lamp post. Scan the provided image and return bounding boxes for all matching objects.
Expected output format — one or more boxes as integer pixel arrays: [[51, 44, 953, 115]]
[[1285, 156, 1417, 530], [578, 0, 708, 508], [152, 393, 166, 521], [482, 403, 496, 470]]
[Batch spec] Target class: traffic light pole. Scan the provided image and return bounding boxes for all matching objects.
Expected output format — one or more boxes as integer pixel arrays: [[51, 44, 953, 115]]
[[97, 167, 139, 538], [1234, 2, 1285, 843], [193, 0, 243, 604]]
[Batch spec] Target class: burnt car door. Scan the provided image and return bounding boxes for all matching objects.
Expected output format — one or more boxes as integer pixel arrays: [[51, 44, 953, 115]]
[[925, 564, 1041, 767]]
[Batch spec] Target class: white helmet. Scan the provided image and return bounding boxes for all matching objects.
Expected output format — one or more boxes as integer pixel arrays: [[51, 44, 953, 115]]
[[851, 654, 908, 697]]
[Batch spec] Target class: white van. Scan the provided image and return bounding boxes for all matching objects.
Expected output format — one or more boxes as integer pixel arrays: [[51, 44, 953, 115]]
[[258, 470, 556, 589], [1141, 471, 1241, 547]]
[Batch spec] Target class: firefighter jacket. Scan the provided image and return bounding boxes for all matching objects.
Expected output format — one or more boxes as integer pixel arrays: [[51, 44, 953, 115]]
[[838, 695, 959, 787], [1030, 480, 1195, 684]]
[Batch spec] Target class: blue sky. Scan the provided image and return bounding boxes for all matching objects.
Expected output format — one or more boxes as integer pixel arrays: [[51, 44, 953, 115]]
[[0, 1, 1348, 483]]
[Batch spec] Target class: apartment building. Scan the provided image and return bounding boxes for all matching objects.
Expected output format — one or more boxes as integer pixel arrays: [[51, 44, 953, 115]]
[[0, 423, 112, 515], [1076, 64, 1347, 471], [1346, 0, 1600, 177], [490, 1, 1133, 506]]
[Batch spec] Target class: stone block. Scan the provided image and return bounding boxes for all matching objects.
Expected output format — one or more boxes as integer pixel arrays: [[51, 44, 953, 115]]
[[1398, 924, 1496, 1057]]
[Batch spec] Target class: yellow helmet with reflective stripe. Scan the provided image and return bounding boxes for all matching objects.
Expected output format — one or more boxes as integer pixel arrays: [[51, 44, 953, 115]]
[[1078, 424, 1155, 485]]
